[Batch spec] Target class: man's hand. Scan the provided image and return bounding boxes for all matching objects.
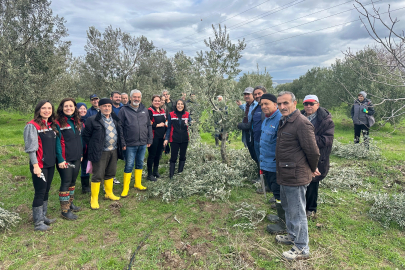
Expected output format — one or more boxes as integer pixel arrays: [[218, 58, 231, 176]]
[[122, 146, 126, 151], [236, 100, 242, 106], [163, 140, 169, 147], [147, 144, 151, 147], [156, 122, 165, 127], [33, 164, 41, 177], [312, 168, 321, 178]]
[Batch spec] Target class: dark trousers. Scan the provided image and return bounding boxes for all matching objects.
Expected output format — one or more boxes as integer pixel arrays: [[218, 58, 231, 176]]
[[264, 171, 280, 200], [30, 165, 55, 207], [57, 159, 81, 192], [147, 137, 164, 169], [92, 150, 118, 183], [305, 181, 319, 212], [245, 131, 257, 163], [170, 142, 188, 163], [80, 158, 89, 178], [354, 124, 369, 143]]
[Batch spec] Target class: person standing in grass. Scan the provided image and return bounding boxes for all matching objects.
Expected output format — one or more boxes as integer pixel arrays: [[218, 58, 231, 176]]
[[82, 98, 125, 209], [351, 91, 374, 144], [86, 94, 100, 118], [55, 98, 83, 220], [275, 91, 320, 261], [301, 95, 334, 219], [77, 102, 91, 194], [147, 95, 166, 181], [118, 90, 153, 197], [164, 99, 191, 179], [24, 100, 58, 231]]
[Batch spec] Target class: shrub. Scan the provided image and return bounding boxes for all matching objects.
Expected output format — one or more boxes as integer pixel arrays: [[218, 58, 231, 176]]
[[0, 203, 21, 231], [321, 164, 371, 191], [358, 192, 405, 229], [331, 139, 382, 160], [232, 202, 266, 230]]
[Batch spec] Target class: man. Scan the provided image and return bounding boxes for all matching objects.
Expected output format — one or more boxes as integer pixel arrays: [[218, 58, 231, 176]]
[[110, 91, 123, 116], [236, 87, 258, 179], [274, 91, 320, 261], [351, 91, 374, 144], [121, 93, 129, 105], [82, 98, 125, 210], [217, 95, 223, 102], [163, 89, 173, 115], [301, 95, 334, 219], [86, 94, 99, 118], [257, 94, 284, 234], [118, 89, 153, 197]]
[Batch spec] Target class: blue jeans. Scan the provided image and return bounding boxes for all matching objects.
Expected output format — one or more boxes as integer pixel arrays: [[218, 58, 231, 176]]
[[124, 145, 147, 173], [280, 184, 309, 253], [254, 140, 260, 165]]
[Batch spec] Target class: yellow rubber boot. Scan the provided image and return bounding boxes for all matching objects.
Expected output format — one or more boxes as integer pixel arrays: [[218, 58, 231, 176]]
[[121, 172, 132, 198], [90, 182, 100, 210], [104, 178, 120, 200], [134, 169, 147, 191]]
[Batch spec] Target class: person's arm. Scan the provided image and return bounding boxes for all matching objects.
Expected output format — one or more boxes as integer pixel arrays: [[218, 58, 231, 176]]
[[55, 125, 66, 165], [297, 121, 320, 172], [148, 110, 157, 129], [315, 119, 335, 149], [165, 114, 172, 141], [350, 105, 354, 119], [146, 110, 153, 145], [82, 118, 93, 144], [367, 101, 375, 116], [117, 119, 126, 148], [24, 124, 39, 165]]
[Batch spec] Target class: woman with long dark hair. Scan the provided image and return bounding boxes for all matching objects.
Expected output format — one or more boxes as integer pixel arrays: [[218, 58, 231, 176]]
[[164, 99, 191, 178], [24, 100, 58, 231], [55, 98, 83, 220], [146, 95, 166, 181]]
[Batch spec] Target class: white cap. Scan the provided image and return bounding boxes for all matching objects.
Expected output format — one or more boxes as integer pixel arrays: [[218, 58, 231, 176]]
[[303, 94, 319, 103]]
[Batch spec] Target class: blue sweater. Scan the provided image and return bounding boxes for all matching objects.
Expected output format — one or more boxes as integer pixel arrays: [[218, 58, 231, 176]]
[[259, 109, 282, 172]]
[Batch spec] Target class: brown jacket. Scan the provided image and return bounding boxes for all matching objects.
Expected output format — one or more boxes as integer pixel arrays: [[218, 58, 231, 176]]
[[276, 110, 320, 186]]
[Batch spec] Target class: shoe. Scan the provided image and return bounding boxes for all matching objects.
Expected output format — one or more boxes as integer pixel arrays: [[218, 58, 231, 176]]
[[276, 234, 294, 245], [147, 174, 157, 181], [61, 209, 78, 220], [42, 201, 56, 225], [121, 172, 131, 198], [153, 166, 161, 178], [266, 203, 286, 234], [169, 162, 176, 179], [267, 214, 280, 223], [113, 177, 120, 185], [134, 169, 147, 190], [250, 177, 260, 184], [104, 179, 120, 200], [69, 186, 81, 212], [178, 161, 185, 173], [306, 210, 317, 220], [81, 176, 91, 194], [59, 191, 77, 220], [256, 187, 270, 194], [282, 245, 310, 261], [32, 206, 51, 231], [90, 182, 100, 210]]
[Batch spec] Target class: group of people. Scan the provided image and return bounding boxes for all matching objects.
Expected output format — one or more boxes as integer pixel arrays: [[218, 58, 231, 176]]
[[24, 89, 192, 231]]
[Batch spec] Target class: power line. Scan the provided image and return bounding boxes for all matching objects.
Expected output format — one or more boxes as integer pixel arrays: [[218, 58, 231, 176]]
[[248, 6, 405, 48]]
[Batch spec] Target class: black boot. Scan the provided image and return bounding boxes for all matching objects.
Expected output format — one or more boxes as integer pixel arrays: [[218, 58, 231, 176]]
[[266, 203, 286, 234], [169, 162, 176, 179], [147, 166, 157, 181], [43, 201, 57, 225], [178, 161, 185, 173], [60, 191, 77, 220], [81, 176, 91, 194], [153, 166, 161, 178], [32, 206, 51, 231]]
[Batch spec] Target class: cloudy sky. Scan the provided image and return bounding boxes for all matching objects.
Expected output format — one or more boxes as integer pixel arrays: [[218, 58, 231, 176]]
[[50, 0, 405, 80]]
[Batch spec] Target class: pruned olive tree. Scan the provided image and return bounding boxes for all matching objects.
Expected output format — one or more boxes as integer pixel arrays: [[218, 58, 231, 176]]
[[195, 24, 246, 164]]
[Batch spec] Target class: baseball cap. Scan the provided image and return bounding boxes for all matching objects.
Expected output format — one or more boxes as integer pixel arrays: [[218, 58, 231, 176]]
[[303, 95, 319, 103], [90, 94, 99, 100], [243, 87, 254, 94]]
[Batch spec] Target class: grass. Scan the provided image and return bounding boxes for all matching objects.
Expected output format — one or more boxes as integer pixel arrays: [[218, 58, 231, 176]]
[[0, 107, 404, 269]]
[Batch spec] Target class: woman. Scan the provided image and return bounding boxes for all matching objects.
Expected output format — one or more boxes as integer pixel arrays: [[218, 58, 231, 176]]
[[147, 95, 166, 181], [164, 99, 191, 178], [160, 95, 166, 111], [77, 102, 91, 194], [55, 98, 83, 220], [24, 100, 58, 231]]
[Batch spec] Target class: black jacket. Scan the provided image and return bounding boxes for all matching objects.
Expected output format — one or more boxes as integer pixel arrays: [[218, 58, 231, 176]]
[[301, 107, 335, 182], [118, 103, 153, 146], [82, 111, 125, 163]]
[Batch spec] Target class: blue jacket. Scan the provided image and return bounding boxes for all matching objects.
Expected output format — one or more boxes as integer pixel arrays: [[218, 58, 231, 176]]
[[112, 104, 123, 116], [252, 105, 264, 142], [260, 109, 282, 172], [85, 106, 99, 118], [239, 100, 258, 145]]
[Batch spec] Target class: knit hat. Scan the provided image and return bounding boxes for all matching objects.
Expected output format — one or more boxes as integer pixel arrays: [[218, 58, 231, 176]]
[[98, 98, 113, 106], [303, 94, 319, 103], [243, 87, 254, 94], [260, 93, 277, 103], [358, 91, 367, 99], [77, 102, 87, 109]]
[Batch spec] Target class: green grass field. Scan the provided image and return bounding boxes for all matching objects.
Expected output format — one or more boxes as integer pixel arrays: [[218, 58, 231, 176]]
[[0, 106, 404, 270]]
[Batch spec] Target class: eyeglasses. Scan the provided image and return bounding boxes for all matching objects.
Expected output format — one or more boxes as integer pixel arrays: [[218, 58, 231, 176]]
[[303, 102, 318, 106]]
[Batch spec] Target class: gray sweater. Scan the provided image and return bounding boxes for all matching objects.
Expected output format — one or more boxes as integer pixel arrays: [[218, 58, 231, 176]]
[[23, 124, 40, 164]]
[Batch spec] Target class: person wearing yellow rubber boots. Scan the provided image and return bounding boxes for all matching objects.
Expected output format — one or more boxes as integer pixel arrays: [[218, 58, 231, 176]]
[[82, 98, 126, 209], [118, 89, 153, 197]]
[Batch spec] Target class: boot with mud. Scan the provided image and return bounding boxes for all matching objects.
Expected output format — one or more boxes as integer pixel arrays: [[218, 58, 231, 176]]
[[42, 201, 56, 225], [266, 201, 286, 234], [169, 162, 176, 179], [32, 206, 51, 231]]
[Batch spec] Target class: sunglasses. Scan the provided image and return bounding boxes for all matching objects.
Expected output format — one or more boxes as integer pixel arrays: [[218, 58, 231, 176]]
[[303, 102, 318, 106]]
